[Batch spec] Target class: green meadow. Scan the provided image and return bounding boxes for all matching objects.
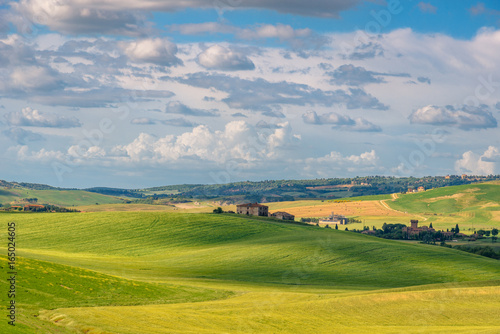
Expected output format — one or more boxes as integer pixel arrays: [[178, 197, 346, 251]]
[[386, 182, 500, 231], [0, 210, 499, 333], [0, 187, 123, 207]]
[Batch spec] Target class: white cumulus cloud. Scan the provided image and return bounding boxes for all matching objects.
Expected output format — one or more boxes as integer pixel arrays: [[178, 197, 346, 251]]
[[197, 45, 255, 71], [455, 146, 499, 175], [123, 38, 181, 66], [114, 121, 297, 164], [409, 105, 497, 130]]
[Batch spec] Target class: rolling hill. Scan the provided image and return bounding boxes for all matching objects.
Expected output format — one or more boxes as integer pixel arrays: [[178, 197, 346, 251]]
[[84, 175, 500, 202], [0, 186, 124, 207], [0, 211, 498, 333], [386, 181, 500, 231]]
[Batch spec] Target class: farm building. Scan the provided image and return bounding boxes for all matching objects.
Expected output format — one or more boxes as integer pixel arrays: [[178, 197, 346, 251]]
[[236, 203, 269, 216], [270, 211, 295, 220], [319, 212, 348, 225], [23, 204, 46, 211], [402, 220, 435, 237]]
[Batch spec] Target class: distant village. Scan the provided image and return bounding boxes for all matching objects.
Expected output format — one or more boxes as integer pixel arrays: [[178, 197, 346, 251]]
[[359, 219, 470, 240]]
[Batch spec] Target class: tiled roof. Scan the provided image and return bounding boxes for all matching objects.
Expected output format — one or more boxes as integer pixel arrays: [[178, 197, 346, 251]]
[[236, 203, 268, 207]]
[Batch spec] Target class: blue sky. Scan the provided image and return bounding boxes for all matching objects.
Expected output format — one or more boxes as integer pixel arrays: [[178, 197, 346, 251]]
[[1, 0, 500, 188]]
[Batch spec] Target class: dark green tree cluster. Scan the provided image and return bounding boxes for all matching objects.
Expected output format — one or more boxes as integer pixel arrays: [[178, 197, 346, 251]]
[[300, 217, 320, 223], [453, 245, 500, 260]]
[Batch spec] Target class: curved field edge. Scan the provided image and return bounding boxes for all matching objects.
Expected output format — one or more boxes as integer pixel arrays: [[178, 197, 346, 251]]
[[0, 255, 233, 334], [39, 284, 500, 334]]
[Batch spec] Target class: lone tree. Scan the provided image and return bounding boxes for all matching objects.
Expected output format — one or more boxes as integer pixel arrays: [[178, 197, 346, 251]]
[[213, 207, 223, 214], [455, 224, 460, 234], [335, 224, 338, 230], [492, 228, 498, 242], [429, 222, 433, 228]]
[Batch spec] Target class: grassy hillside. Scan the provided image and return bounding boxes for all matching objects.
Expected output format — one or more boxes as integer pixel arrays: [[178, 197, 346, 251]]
[[0, 255, 231, 334], [39, 284, 500, 334], [0, 187, 123, 207], [1, 211, 498, 333], [390, 182, 499, 212], [386, 182, 500, 231], [2, 212, 499, 287]]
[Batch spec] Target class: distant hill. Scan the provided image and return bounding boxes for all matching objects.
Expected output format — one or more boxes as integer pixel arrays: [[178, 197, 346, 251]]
[[387, 181, 500, 230], [390, 181, 500, 213], [0, 179, 71, 190], [2, 175, 500, 207], [92, 175, 500, 203], [0, 182, 123, 207]]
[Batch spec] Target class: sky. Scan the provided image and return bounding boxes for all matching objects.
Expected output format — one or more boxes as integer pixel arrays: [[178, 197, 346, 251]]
[[1, 0, 500, 188]]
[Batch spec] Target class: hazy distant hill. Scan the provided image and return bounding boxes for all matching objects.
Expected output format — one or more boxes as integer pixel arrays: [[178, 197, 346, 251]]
[[2, 175, 500, 207], [0, 180, 123, 207], [88, 175, 500, 203]]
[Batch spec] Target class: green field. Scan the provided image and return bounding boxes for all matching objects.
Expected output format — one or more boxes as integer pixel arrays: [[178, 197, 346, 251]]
[[386, 182, 500, 231], [263, 182, 500, 233], [0, 211, 499, 333], [0, 187, 123, 207]]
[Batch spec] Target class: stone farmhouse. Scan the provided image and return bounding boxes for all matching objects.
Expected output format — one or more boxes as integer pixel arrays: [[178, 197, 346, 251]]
[[270, 211, 295, 220], [236, 203, 295, 221], [236, 203, 269, 216], [319, 212, 348, 225]]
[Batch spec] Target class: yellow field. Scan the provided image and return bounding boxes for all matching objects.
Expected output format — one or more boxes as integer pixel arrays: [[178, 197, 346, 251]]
[[39, 284, 500, 334], [267, 200, 409, 219]]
